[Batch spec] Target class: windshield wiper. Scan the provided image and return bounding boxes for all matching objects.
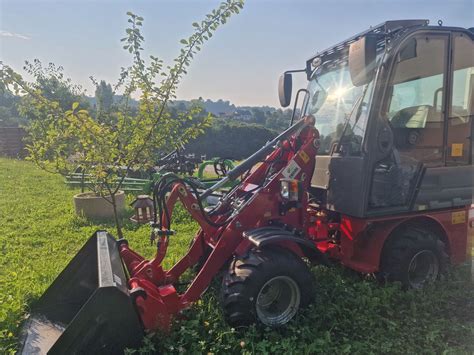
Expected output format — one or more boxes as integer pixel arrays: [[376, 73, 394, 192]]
[[333, 82, 371, 155]]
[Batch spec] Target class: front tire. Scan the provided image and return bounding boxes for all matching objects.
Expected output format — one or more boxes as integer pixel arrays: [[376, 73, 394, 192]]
[[220, 248, 314, 327], [380, 226, 448, 289]]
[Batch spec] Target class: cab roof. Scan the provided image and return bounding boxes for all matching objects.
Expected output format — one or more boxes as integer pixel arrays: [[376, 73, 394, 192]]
[[305, 19, 429, 79]]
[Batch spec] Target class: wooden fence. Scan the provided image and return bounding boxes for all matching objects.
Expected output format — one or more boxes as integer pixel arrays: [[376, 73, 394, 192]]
[[0, 127, 27, 158]]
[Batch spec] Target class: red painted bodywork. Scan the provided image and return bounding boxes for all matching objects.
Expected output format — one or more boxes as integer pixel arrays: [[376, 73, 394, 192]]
[[119, 115, 470, 332], [308, 207, 469, 273]]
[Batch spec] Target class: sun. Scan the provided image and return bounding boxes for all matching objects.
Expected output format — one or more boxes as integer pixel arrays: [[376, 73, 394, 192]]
[[328, 86, 349, 101]]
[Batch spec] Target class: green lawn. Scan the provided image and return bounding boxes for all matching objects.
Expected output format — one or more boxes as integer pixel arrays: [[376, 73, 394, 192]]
[[1, 157, 473, 354]]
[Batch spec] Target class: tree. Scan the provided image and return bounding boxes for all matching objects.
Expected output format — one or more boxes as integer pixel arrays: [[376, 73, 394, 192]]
[[186, 118, 276, 159], [265, 108, 292, 130], [22, 60, 89, 111], [0, 92, 23, 127], [251, 107, 266, 125], [94, 80, 114, 119], [0, 0, 245, 238]]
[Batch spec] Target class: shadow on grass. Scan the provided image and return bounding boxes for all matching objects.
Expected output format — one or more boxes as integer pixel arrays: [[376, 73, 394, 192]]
[[69, 208, 144, 233]]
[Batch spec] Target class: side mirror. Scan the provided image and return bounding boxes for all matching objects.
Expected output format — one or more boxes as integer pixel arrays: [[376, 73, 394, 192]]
[[278, 72, 292, 107], [349, 34, 377, 87]]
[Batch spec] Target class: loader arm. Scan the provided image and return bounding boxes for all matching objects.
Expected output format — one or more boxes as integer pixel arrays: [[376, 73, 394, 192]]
[[122, 114, 317, 280], [116, 115, 320, 331]]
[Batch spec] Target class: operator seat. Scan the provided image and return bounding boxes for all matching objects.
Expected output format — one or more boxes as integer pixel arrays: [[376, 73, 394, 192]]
[[390, 105, 443, 165]]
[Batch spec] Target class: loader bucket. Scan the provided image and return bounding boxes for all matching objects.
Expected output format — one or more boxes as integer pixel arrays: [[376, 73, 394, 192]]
[[19, 231, 143, 354]]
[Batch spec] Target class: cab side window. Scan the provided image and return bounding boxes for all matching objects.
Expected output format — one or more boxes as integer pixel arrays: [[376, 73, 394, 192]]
[[387, 34, 448, 167], [446, 33, 474, 165]]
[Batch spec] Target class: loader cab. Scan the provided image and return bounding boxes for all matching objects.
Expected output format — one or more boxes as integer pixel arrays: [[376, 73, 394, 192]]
[[294, 20, 474, 218]]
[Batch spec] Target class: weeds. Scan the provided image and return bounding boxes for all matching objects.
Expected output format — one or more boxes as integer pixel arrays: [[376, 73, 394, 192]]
[[1, 158, 473, 354]]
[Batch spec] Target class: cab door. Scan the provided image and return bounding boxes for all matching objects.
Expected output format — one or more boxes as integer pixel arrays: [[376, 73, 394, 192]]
[[446, 32, 474, 166], [368, 32, 449, 212], [368, 29, 473, 214]]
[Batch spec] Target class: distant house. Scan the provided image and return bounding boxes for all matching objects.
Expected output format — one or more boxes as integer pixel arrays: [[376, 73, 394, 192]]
[[233, 109, 252, 121], [217, 109, 252, 121]]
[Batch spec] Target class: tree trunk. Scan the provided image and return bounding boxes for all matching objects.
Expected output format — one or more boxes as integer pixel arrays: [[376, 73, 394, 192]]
[[80, 171, 85, 193], [109, 192, 123, 239]]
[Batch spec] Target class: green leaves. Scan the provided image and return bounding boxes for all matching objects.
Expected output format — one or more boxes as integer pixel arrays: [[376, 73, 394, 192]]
[[0, 0, 245, 237], [121, 12, 145, 59], [126, 264, 474, 354], [114, 1, 245, 172]]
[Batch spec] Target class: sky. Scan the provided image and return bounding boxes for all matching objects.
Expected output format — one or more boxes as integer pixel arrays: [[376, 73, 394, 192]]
[[1, 0, 473, 107]]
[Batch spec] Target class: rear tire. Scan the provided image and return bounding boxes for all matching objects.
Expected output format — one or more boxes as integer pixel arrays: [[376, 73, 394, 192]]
[[380, 226, 448, 289], [220, 247, 314, 327]]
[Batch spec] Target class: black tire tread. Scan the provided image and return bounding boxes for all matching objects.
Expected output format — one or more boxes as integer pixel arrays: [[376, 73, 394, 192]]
[[381, 225, 449, 288], [220, 247, 314, 327]]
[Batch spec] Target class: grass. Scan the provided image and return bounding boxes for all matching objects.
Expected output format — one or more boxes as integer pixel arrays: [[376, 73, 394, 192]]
[[1, 157, 473, 354]]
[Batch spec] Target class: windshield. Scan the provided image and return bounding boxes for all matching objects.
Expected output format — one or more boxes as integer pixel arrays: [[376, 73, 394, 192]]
[[304, 58, 377, 156]]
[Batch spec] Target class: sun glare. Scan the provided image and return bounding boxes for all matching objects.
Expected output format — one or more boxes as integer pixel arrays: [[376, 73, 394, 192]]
[[328, 86, 349, 101]]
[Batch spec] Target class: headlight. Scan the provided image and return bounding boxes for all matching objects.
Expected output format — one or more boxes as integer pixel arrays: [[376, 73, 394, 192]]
[[280, 179, 301, 202]]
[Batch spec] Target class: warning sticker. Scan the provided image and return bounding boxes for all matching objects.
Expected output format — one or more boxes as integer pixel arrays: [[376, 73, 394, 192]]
[[452, 211, 466, 225], [298, 150, 310, 164], [451, 143, 464, 157], [282, 160, 301, 179]]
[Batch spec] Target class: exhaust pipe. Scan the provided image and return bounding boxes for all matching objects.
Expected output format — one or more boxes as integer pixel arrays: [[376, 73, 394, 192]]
[[19, 231, 143, 354]]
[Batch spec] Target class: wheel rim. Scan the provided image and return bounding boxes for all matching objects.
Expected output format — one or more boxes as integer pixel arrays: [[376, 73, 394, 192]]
[[256, 276, 300, 326], [408, 250, 439, 288]]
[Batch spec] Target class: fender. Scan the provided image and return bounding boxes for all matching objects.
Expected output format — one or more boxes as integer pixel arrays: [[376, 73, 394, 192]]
[[243, 227, 330, 266]]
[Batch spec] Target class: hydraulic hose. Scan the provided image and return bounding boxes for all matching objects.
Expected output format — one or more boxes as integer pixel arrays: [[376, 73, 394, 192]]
[[152, 174, 232, 230]]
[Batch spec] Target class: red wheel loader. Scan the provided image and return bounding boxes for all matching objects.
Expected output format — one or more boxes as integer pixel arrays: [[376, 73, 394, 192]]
[[20, 20, 474, 353]]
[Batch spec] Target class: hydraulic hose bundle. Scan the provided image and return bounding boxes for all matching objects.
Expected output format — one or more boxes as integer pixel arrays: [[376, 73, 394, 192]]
[[151, 173, 231, 232]]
